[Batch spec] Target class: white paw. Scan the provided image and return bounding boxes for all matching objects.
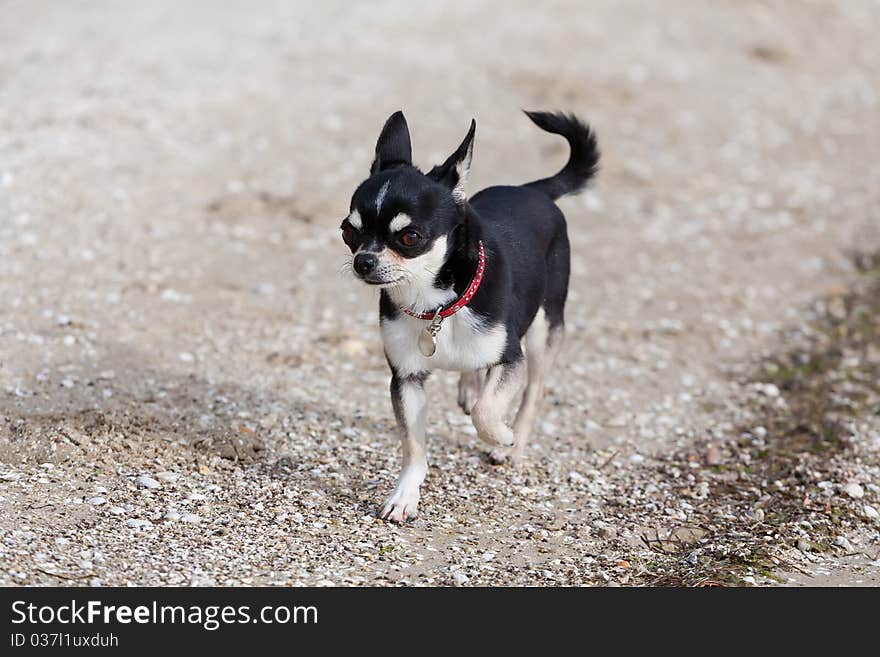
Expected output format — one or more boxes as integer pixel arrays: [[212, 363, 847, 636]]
[[488, 446, 524, 465], [379, 484, 420, 523], [474, 423, 515, 448]]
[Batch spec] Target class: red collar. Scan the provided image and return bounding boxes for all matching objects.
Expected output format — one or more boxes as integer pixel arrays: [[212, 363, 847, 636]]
[[399, 240, 486, 320]]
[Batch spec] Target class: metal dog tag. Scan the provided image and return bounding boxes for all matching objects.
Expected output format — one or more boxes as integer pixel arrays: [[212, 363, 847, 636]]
[[418, 311, 444, 357], [418, 330, 437, 357]]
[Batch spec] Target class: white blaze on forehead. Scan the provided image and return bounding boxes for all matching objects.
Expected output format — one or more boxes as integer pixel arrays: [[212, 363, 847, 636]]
[[375, 181, 390, 213], [389, 212, 412, 233], [347, 209, 362, 229]]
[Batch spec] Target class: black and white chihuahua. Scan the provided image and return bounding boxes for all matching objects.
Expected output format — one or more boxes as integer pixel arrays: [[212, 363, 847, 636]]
[[341, 110, 599, 522]]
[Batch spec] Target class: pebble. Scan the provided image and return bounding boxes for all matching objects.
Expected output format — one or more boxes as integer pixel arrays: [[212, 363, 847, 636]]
[[758, 384, 780, 398], [88, 496, 107, 506], [135, 475, 160, 489], [834, 536, 853, 552], [863, 505, 879, 520], [452, 572, 469, 585], [747, 508, 764, 522], [164, 510, 181, 521], [842, 483, 864, 499], [180, 513, 201, 523], [797, 539, 811, 552], [126, 519, 153, 529], [155, 472, 180, 483], [593, 522, 617, 539], [568, 471, 587, 484], [108, 506, 126, 515], [705, 444, 722, 465]]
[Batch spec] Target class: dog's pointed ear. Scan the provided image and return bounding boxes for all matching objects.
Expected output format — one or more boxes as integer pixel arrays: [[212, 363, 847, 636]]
[[427, 119, 476, 205], [371, 111, 412, 174]]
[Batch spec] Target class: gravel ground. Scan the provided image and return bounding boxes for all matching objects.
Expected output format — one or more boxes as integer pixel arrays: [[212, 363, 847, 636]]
[[1, 1, 879, 586]]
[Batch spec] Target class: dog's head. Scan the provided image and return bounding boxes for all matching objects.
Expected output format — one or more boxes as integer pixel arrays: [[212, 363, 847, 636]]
[[341, 111, 475, 290]]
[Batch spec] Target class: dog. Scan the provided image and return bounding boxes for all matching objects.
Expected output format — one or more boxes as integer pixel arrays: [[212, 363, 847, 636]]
[[340, 110, 599, 522]]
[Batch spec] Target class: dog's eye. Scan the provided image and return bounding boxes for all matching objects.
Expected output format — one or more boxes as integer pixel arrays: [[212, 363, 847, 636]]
[[398, 229, 421, 247], [341, 224, 358, 246]]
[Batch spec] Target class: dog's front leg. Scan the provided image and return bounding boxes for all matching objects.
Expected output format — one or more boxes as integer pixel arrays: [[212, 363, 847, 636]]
[[379, 372, 429, 522]]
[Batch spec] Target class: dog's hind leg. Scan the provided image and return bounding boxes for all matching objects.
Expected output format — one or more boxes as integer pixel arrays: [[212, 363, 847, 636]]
[[472, 358, 526, 449], [490, 309, 562, 464], [457, 369, 486, 415], [380, 372, 429, 523]]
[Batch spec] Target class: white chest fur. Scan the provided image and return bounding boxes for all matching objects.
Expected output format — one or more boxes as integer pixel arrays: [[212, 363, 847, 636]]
[[381, 308, 507, 376]]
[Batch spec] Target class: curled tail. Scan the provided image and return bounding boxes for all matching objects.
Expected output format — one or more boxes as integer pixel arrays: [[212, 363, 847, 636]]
[[523, 110, 599, 200]]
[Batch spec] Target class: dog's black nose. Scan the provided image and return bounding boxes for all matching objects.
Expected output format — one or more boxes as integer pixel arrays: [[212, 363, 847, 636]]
[[353, 253, 378, 277]]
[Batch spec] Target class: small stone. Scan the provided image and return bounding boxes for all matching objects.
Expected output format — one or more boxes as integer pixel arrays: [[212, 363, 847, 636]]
[[842, 482, 864, 499], [88, 496, 107, 506], [155, 472, 180, 483], [452, 572, 468, 585], [797, 539, 811, 552], [126, 519, 153, 529], [705, 444, 722, 465], [594, 522, 617, 540], [759, 384, 780, 398], [178, 352, 195, 363], [164, 510, 181, 521], [568, 471, 587, 484], [135, 475, 160, 489], [834, 536, 853, 552], [180, 513, 201, 523], [108, 506, 126, 515], [863, 505, 879, 520], [482, 551, 495, 562]]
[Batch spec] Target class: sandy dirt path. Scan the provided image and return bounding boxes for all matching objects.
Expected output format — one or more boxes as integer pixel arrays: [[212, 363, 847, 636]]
[[1, 0, 878, 585]]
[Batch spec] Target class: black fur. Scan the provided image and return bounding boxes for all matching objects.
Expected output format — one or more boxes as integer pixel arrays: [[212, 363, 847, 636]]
[[341, 109, 599, 372], [523, 110, 600, 200]]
